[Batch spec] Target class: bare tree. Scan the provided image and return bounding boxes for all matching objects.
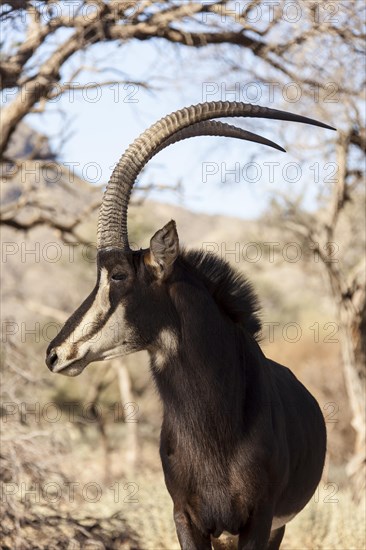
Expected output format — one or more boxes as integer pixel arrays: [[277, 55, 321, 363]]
[[269, 123, 365, 499], [1, 1, 364, 234], [2, 1, 364, 155]]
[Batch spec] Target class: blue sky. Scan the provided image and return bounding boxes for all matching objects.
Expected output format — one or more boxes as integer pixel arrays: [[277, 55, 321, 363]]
[[11, 32, 338, 219]]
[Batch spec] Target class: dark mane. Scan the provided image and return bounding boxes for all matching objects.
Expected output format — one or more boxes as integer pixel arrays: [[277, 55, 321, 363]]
[[180, 249, 262, 339]]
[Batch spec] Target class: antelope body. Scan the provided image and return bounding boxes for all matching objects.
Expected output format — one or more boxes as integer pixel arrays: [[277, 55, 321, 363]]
[[46, 102, 333, 549]]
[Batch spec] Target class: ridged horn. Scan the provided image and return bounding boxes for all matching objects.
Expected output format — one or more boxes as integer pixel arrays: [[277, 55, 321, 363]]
[[97, 101, 335, 250], [153, 120, 286, 155]]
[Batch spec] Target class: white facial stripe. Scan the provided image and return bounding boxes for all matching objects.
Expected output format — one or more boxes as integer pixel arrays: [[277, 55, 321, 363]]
[[58, 268, 111, 361], [95, 302, 133, 358], [54, 300, 135, 372], [74, 267, 110, 340]]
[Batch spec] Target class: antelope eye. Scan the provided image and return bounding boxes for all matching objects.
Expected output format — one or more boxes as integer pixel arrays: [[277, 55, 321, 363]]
[[111, 272, 128, 282]]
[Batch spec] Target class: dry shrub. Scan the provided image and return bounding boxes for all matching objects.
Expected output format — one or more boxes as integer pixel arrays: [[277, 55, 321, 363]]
[[1, 341, 68, 547]]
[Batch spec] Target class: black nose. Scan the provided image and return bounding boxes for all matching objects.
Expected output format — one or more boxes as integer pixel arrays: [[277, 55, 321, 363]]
[[46, 349, 58, 370]]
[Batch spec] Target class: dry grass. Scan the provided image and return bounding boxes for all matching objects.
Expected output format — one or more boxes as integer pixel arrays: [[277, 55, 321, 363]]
[[283, 490, 365, 549]]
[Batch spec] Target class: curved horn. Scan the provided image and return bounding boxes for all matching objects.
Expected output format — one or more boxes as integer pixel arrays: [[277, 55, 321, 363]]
[[97, 101, 335, 250], [153, 120, 286, 155]]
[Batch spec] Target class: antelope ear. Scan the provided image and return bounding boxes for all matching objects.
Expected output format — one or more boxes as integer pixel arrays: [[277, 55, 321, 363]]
[[146, 220, 179, 279]]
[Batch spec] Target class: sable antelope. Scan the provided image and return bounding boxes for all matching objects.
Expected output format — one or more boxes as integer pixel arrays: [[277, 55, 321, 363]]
[[46, 102, 334, 549]]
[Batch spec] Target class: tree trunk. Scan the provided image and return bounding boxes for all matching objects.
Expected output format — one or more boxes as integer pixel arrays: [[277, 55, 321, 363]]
[[114, 361, 138, 473], [338, 296, 366, 500]]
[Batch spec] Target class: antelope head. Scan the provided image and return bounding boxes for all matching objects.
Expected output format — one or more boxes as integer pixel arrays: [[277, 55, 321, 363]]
[[45, 102, 334, 376]]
